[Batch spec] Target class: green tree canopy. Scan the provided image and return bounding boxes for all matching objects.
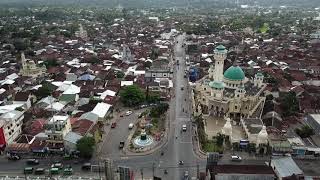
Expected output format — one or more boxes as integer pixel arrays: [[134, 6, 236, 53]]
[[116, 71, 125, 79], [280, 91, 299, 117], [295, 125, 314, 138], [120, 85, 145, 107], [150, 103, 169, 118], [76, 136, 95, 159], [34, 83, 55, 99]]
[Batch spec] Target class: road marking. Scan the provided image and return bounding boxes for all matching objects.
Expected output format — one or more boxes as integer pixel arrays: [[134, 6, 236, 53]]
[[120, 156, 129, 160], [179, 141, 192, 144]]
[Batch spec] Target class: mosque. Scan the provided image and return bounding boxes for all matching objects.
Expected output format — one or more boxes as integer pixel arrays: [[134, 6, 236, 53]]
[[193, 45, 266, 121], [192, 45, 269, 150]]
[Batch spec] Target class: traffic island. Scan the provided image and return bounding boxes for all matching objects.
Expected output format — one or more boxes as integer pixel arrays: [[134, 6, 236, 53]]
[[124, 103, 169, 155]]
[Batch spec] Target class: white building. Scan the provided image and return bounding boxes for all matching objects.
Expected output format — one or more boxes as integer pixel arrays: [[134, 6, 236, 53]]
[[0, 110, 24, 145], [45, 115, 71, 146]]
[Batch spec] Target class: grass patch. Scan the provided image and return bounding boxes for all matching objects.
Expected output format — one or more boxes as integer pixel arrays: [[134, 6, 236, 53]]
[[202, 140, 223, 153]]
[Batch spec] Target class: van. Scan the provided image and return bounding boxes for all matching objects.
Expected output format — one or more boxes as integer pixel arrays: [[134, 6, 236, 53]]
[[50, 167, 59, 175], [24, 167, 34, 174], [128, 123, 134, 129]]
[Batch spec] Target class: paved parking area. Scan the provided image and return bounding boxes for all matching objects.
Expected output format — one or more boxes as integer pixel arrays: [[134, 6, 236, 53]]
[[204, 116, 245, 141]]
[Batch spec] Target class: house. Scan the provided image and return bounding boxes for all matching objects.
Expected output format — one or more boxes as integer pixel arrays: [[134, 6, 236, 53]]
[[270, 157, 303, 179], [304, 114, 320, 135], [0, 110, 24, 146], [91, 102, 112, 120], [13, 92, 33, 109], [63, 131, 83, 153]]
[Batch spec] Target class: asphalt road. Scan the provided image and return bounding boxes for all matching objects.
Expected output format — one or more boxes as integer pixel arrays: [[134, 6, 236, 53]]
[[0, 34, 207, 179], [113, 34, 206, 179], [98, 109, 146, 161]]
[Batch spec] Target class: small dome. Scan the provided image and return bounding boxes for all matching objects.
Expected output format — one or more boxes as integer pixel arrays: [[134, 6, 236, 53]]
[[222, 118, 232, 136], [215, 45, 226, 51], [224, 66, 245, 81], [257, 126, 268, 145], [209, 81, 224, 89], [255, 72, 264, 77]]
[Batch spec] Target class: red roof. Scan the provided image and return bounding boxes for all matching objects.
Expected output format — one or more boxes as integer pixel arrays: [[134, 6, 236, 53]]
[[29, 119, 47, 136], [72, 119, 93, 136]]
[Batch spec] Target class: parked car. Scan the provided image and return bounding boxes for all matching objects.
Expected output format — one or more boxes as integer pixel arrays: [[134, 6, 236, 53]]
[[63, 166, 73, 175], [231, 155, 242, 161], [8, 154, 20, 160], [178, 160, 184, 165], [24, 167, 34, 174], [111, 122, 117, 128], [125, 111, 133, 116], [34, 168, 45, 175], [26, 159, 39, 165], [128, 123, 134, 129], [81, 163, 91, 171], [51, 163, 63, 169]]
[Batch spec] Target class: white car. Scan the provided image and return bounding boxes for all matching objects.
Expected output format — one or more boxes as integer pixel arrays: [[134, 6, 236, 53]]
[[231, 155, 242, 161], [125, 111, 133, 116], [182, 124, 187, 131], [128, 123, 134, 129]]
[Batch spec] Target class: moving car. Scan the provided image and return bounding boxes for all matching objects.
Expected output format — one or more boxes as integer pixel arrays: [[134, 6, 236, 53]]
[[184, 171, 189, 179], [231, 155, 242, 161], [81, 163, 91, 171], [26, 159, 39, 165], [119, 141, 125, 149], [128, 123, 134, 129], [111, 122, 117, 128], [182, 124, 187, 131], [178, 160, 184, 165], [125, 111, 133, 116]]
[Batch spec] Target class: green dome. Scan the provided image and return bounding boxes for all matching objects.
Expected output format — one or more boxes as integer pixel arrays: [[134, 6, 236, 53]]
[[209, 81, 224, 89], [215, 45, 227, 53], [224, 66, 245, 81], [256, 72, 264, 77]]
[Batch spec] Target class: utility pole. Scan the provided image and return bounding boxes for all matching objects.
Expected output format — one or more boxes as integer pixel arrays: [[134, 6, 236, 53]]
[[140, 168, 144, 180], [152, 162, 155, 178], [197, 161, 200, 179]]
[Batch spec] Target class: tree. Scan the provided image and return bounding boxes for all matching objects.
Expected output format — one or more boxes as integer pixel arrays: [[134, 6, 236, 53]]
[[215, 133, 224, 147], [34, 83, 54, 99], [281, 92, 299, 117], [150, 48, 160, 60], [295, 125, 315, 138], [43, 58, 59, 68], [120, 85, 145, 107], [13, 39, 29, 52], [76, 136, 95, 159], [116, 71, 125, 79], [150, 103, 169, 118], [146, 92, 160, 104]]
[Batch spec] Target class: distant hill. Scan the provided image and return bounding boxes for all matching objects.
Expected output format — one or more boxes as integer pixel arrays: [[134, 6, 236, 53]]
[[0, 0, 319, 8]]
